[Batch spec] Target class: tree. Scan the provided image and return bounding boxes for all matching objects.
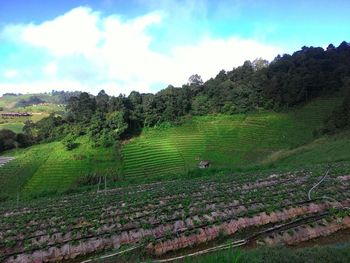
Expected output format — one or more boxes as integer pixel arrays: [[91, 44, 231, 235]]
[[62, 134, 78, 150], [96, 90, 109, 113], [78, 92, 96, 122], [0, 129, 17, 152], [66, 92, 96, 123], [188, 74, 203, 86], [105, 111, 128, 140]]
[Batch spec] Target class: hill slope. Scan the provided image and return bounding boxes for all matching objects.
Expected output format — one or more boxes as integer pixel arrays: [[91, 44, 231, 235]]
[[0, 137, 119, 199], [0, 93, 66, 133], [0, 97, 345, 199], [121, 97, 341, 178]]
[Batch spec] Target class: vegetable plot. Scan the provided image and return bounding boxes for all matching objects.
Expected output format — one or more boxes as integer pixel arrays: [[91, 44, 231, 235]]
[[1, 169, 349, 262]]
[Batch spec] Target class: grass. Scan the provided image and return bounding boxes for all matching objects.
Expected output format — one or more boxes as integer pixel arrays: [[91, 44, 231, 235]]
[[1, 96, 348, 200], [261, 131, 350, 168], [0, 113, 50, 133], [0, 123, 25, 133], [122, 97, 342, 179], [0, 137, 121, 199]]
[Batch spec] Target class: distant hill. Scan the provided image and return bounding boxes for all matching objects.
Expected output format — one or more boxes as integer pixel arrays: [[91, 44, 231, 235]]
[[0, 91, 79, 133], [0, 90, 80, 111]]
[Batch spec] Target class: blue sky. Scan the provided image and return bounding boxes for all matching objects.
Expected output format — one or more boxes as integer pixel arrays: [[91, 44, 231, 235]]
[[0, 0, 349, 95]]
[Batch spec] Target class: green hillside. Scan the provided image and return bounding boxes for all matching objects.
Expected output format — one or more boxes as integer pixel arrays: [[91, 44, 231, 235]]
[[0, 137, 120, 199], [0, 97, 346, 200], [0, 93, 63, 110], [121, 97, 342, 179], [0, 123, 24, 133], [0, 112, 50, 133], [0, 93, 66, 133], [262, 131, 350, 168]]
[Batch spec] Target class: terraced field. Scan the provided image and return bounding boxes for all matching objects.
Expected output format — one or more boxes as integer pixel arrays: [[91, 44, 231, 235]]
[[122, 97, 341, 179], [0, 138, 120, 199], [0, 97, 343, 198], [0, 165, 349, 262]]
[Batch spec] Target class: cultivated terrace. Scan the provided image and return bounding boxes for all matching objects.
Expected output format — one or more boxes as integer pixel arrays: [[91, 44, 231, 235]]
[[1, 165, 349, 262]]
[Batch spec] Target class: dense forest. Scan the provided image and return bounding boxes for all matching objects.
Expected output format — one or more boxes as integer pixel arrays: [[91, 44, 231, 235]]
[[1, 41, 350, 152]]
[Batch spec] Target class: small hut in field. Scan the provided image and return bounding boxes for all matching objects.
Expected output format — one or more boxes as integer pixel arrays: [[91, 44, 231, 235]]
[[198, 160, 210, 169]]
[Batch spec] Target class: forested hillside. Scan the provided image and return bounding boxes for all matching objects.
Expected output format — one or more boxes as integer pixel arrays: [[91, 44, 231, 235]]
[[1, 41, 348, 153]]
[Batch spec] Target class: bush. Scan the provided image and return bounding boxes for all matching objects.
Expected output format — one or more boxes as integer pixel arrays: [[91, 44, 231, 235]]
[[62, 134, 79, 151], [0, 129, 17, 153]]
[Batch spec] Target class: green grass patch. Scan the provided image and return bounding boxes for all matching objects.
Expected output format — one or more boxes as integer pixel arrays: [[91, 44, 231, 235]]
[[261, 131, 350, 169], [0, 137, 121, 199], [122, 97, 342, 179], [0, 122, 24, 133]]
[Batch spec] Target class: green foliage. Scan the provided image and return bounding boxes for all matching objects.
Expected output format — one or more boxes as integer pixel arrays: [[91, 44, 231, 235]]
[[0, 129, 28, 152], [66, 92, 96, 123], [62, 134, 79, 151], [0, 136, 121, 198], [15, 96, 44, 108], [323, 89, 350, 134]]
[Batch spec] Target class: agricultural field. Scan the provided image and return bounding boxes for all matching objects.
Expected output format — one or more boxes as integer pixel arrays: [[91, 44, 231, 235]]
[[0, 97, 346, 199], [122, 97, 341, 179], [0, 164, 349, 262], [0, 96, 349, 262], [0, 137, 121, 200], [1, 3, 350, 262]]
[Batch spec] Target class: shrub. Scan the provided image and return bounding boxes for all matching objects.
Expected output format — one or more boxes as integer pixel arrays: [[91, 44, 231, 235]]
[[62, 134, 79, 150]]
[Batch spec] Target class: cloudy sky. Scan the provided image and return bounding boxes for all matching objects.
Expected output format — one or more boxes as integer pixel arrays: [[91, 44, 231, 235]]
[[0, 0, 349, 96]]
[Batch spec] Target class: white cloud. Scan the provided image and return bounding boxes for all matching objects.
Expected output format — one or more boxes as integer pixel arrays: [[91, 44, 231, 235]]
[[3, 69, 18, 79], [21, 7, 101, 56], [0, 6, 282, 96], [44, 62, 57, 76]]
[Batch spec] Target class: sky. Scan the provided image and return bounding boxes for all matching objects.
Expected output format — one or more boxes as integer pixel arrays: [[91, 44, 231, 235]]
[[0, 0, 350, 96]]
